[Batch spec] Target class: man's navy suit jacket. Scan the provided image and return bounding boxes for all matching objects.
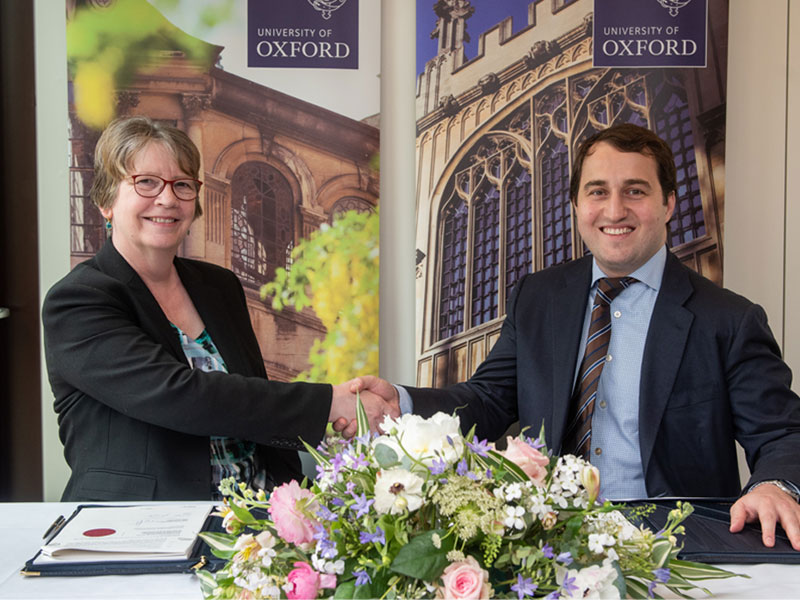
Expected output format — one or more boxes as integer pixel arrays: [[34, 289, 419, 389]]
[[409, 251, 800, 497]]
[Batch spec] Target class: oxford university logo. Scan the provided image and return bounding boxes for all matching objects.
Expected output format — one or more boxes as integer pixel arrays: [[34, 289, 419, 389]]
[[307, 0, 348, 20], [656, 0, 692, 17]]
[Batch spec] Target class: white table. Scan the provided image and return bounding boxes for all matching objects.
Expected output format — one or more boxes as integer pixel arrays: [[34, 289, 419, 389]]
[[0, 502, 797, 599]]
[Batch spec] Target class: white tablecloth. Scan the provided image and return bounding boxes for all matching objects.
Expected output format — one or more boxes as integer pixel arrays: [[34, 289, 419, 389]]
[[0, 502, 797, 599]]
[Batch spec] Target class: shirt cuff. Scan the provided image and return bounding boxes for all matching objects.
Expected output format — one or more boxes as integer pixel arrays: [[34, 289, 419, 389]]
[[394, 384, 413, 415]]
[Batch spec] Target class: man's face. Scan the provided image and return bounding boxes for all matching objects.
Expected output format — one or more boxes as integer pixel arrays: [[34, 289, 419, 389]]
[[574, 141, 675, 277]]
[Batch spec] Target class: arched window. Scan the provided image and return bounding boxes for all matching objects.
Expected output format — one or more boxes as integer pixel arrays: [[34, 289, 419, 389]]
[[471, 183, 500, 326], [539, 139, 571, 267], [653, 83, 706, 246], [438, 196, 468, 340], [230, 162, 294, 287], [505, 168, 532, 296]]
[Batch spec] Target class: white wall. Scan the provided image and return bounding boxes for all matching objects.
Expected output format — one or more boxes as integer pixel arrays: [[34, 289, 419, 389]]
[[35, 0, 800, 500]]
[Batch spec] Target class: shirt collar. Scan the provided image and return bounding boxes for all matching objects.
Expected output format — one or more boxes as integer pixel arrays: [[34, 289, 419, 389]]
[[591, 245, 667, 292]]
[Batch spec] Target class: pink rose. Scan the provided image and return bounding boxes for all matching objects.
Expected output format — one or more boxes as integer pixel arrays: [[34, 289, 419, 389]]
[[501, 437, 549, 485], [268, 481, 319, 548], [438, 556, 492, 599], [285, 562, 321, 600]]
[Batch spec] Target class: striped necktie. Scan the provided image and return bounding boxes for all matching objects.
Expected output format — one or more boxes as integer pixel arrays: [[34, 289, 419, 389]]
[[563, 276, 636, 460]]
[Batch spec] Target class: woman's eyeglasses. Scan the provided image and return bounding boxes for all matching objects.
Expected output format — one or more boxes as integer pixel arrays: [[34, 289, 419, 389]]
[[129, 174, 203, 201]]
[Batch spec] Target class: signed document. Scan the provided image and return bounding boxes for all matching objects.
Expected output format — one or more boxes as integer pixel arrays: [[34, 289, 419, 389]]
[[35, 504, 212, 564]]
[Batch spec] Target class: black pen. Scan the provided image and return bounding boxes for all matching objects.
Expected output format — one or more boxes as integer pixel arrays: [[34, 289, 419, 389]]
[[42, 515, 66, 542]]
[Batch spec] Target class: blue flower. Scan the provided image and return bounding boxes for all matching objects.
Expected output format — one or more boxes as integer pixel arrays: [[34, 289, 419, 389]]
[[542, 543, 554, 559], [510, 574, 537, 599], [330, 497, 345, 507], [350, 492, 374, 518], [556, 551, 573, 566], [359, 526, 385, 545], [544, 592, 560, 600], [349, 452, 370, 470], [466, 435, 491, 457], [456, 459, 469, 476], [429, 457, 448, 475], [525, 435, 546, 450], [353, 569, 372, 586]]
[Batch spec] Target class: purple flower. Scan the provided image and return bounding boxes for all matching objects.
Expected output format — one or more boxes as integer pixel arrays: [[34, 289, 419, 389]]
[[541, 543, 554, 559], [353, 569, 371, 586], [316, 505, 338, 521], [346, 481, 357, 494], [446, 435, 455, 448], [653, 567, 670, 583], [485, 468, 493, 479], [349, 452, 370, 470], [355, 433, 372, 446], [648, 567, 671, 597], [525, 435, 546, 450], [350, 492, 374, 518], [456, 459, 469, 476], [556, 551, 573, 566], [331, 452, 346, 474], [510, 574, 537, 599], [359, 526, 385, 545], [467, 435, 491, 457], [562, 574, 579, 597], [330, 497, 345, 507], [429, 457, 448, 475], [544, 593, 560, 600]]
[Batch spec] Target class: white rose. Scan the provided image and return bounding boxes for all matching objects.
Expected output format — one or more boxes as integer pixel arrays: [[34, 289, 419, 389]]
[[375, 411, 463, 467]]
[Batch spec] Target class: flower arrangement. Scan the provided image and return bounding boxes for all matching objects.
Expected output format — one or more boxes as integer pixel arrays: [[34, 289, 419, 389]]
[[197, 402, 738, 599]]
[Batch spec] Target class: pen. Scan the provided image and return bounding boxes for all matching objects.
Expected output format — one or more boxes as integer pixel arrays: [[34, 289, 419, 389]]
[[42, 515, 66, 542]]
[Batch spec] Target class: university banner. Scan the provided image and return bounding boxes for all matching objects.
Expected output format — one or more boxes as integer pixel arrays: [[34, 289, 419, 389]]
[[414, 0, 727, 387], [65, 0, 380, 384]]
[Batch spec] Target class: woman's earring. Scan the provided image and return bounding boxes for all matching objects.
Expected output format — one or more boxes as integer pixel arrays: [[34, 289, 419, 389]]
[[105, 218, 112, 231]]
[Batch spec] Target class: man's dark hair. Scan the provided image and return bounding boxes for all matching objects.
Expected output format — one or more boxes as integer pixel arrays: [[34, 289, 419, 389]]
[[569, 123, 677, 205]]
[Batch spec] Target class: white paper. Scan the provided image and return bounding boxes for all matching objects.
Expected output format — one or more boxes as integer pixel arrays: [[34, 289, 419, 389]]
[[35, 504, 212, 564]]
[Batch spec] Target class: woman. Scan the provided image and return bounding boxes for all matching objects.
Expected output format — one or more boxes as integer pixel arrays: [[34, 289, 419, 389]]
[[43, 116, 388, 501]]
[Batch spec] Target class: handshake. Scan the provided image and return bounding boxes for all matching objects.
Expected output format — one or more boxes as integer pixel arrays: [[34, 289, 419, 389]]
[[328, 376, 399, 438]]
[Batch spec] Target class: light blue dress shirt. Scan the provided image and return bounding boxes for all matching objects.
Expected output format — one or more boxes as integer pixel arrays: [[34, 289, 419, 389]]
[[579, 246, 666, 500]]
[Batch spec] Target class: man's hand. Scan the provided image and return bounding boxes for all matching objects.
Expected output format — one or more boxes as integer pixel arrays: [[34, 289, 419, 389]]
[[329, 379, 400, 438], [730, 483, 800, 550]]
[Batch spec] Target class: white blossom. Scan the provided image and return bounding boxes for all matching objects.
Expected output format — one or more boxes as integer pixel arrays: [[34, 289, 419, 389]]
[[374, 468, 425, 514], [375, 412, 463, 468]]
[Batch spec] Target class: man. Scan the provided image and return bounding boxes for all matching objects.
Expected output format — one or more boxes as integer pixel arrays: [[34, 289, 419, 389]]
[[353, 124, 800, 550]]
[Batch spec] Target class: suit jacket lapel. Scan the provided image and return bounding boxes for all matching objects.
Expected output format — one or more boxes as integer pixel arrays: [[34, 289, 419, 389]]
[[638, 252, 695, 473], [550, 257, 593, 448], [95, 241, 186, 362]]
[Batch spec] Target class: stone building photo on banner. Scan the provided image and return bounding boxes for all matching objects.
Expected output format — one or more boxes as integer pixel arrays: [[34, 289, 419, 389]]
[[415, 0, 727, 388], [65, 0, 380, 386]]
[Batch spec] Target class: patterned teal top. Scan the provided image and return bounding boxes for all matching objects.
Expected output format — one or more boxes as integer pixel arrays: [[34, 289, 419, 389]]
[[171, 325, 272, 498]]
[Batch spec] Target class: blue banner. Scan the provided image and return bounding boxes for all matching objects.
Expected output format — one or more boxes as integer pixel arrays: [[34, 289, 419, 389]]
[[594, 0, 707, 68], [248, 0, 359, 69]]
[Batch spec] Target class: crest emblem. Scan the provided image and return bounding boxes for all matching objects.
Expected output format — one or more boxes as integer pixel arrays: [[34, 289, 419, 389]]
[[307, 0, 347, 20], [656, 0, 692, 17]]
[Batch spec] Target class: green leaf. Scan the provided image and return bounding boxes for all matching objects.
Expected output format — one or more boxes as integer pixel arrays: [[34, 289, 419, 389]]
[[374, 443, 400, 468], [477, 450, 529, 482], [301, 438, 331, 467], [624, 577, 650, 599], [197, 531, 238, 552], [670, 559, 744, 580], [356, 393, 369, 439], [652, 538, 672, 568], [390, 530, 453, 581], [228, 501, 257, 525], [334, 581, 356, 599]]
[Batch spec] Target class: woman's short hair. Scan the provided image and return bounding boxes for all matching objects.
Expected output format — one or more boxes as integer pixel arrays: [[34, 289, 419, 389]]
[[568, 123, 677, 205], [90, 116, 203, 218]]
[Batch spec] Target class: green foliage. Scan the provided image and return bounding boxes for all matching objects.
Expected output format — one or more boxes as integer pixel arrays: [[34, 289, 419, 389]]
[[261, 209, 379, 384]]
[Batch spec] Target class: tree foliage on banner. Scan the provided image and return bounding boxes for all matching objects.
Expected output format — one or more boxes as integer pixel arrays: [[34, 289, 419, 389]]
[[261, 209, 379, 384], [66, 0, 232, 129]]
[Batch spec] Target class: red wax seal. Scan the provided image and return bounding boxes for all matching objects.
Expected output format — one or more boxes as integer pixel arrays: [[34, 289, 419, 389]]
[[83, 528, 116, 537]]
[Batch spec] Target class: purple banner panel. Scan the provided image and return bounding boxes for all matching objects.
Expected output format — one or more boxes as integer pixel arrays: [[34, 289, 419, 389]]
[[248, 0, 359, 69], [593, 0, 707, 68]]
